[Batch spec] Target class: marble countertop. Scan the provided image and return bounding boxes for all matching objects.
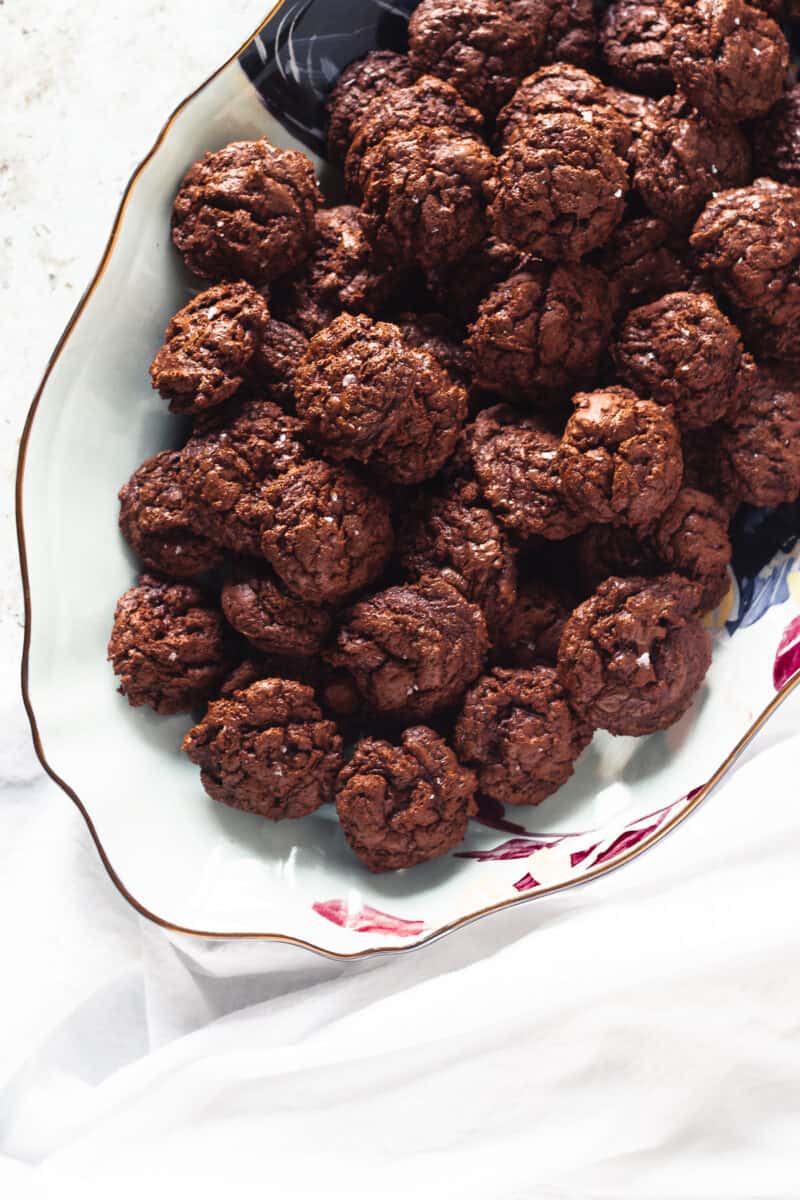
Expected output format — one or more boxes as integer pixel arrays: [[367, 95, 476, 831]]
[[1, 1, 266, 784]]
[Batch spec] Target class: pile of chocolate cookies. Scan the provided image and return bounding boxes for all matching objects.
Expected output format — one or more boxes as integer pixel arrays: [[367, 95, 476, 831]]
[[109, 0, 800, 874]]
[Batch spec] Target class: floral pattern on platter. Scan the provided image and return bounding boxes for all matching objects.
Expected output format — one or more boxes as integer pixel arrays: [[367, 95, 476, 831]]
[[312, 900, 425, 937]]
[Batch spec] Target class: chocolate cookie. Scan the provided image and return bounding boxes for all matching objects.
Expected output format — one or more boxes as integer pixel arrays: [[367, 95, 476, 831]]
[[182, 397, 307, 556], [719, 357, 800, 507], [108, 574, 227, 714], [343, 75, 484, 200], [329, 574, 489, 720], [507, 0, 597, 67], [183, 678, 343, 820], [593, 216, 692, 316], [466, 263, 612, 396], [494, 577, 573, 667], [600, 1, 674, 95], [753, 84, 800, 189], [407, 0, 540, 116], [221, 562, 332, 657], [326, 50, 415, 164], [453, 666, 593, 806], [396, 483, 519, 641], [558, 387, 683, 531], [496, 64, 633, 160], [690, 179, 800, 361], [150, 282, 272, 415], [360, 126, 496, 274], [171, 139, 322, 284], [557, 574, 711, 736], [654, 487, 732, 613], [251, 317, 308, 409], [470, 405, 589, 541], [489, 112, 628, 261], [294, 314, 468, 485], [613, 291, 743, 429], [335, 726, 477, 872], [270, 207, 400, 337], [260, 459, 393, 605], [118, 450, 223, 579], [632, 93, 752, 232], [666, 0, 789, 123]]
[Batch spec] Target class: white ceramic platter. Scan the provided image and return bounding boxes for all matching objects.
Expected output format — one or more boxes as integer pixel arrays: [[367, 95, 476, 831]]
[[17, 3, 800, 957]]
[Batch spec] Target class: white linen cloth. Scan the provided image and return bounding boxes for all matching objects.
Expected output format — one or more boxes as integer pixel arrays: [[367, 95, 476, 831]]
[[3, 4, 800, 1194]]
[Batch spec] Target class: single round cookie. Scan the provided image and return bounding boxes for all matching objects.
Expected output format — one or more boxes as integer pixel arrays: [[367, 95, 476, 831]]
[[489, 113, 628, 262], [396, 484, 519, 641], [149, 282, 272, 415], [360, 126, 496, 274], [183, 678, 343, 821], [752, 85, 800, 189], [576, 524, 662, 594], [407, 0, 540, 117], [270, 207, 401, 337], [335, 726, 477, 872], [108, 574, 228, 715], [507, 0, 597, 66], [466, 263, 612, 396], [171, 139, 322, 284], [613, 291, 743, 430], [720, 358, 800, 508], [260, 459, 393, 605], [666, 0, 789, 123], [557, 574, 712, 737], [294, 314, 467, 485], [494, 578, 573, 667], [251, 317, 309, 409], [221, 562, 332, 657], [329, 575, 489, 720], [325, 50, 415, 164], [182, 396, 307, 556], [118, 450, 223, 579], [632, 94, 752, 233], [600, 1, 674, 95], [690, 179, 800, 357], [558, 387, 683, 531], [453, 667, 593, 806], [343, 75, 484, 200], [654, 488, 732, 613], [593, 216, 692, 316], [496, 65, 633, 161], [470, 406, 589, 541]]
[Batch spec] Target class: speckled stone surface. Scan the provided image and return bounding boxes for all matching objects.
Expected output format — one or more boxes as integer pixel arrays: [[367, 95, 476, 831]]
[[1, 2, 265, 779], [0, 3, 266, 1056]]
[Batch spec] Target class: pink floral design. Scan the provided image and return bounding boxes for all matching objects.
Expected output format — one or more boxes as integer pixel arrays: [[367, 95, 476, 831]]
[[514, 873, 540, 893], [570, 844, 599, 868], [312, 900, 425, 937], [456, 836, 563, 862], [774, 614, 800, 690]]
